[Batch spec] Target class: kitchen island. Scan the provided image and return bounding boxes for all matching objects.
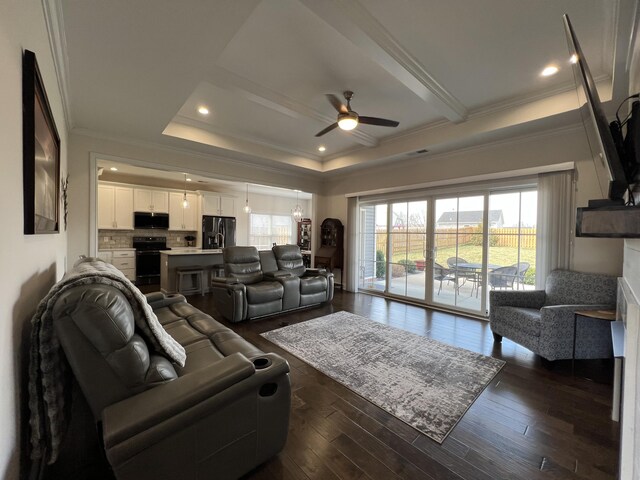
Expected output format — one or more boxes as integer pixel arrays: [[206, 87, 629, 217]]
[[160, 249, 224, 294]]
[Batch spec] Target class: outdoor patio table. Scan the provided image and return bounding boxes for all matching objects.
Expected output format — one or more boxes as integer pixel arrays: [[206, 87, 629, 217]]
[[453, 263, 501, 296]]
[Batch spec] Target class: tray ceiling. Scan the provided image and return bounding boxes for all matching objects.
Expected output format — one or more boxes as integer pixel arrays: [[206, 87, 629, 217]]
[[57, 0, 631, 175]]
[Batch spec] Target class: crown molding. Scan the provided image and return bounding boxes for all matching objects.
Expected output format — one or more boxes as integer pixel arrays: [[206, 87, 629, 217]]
[[602, 0, 619, 75], [72, 128, 325, 181], [41, 0, 73, 130], [173, 114, 323, 162], [323, 122, 584, 180]]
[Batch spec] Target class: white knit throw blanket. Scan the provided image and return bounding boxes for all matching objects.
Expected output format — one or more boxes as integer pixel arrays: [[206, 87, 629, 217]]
[[28, 258, 186, 464]]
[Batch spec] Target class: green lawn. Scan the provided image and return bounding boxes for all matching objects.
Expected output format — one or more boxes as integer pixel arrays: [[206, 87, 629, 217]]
[[434, 245, 536, 284], [385, 244, 536, 284]]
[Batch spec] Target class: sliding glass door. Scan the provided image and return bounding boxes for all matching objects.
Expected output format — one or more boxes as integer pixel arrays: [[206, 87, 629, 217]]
[[358, 204, 387, 292], [487, 190, 537, 294], [357, 186, 536, 317], [432, 195, 486, 314], [388, 201, 428, 300]]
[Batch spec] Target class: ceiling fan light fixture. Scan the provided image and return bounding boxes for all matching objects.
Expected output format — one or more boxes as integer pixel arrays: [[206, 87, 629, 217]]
[[337, 112, 359, 131]]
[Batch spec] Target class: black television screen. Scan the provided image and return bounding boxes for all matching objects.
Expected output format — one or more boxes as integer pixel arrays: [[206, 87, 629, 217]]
[[563, 14, 628, 203]]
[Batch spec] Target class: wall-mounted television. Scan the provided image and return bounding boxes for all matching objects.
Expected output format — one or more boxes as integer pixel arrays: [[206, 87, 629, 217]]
[[563, 14, 629, 205]]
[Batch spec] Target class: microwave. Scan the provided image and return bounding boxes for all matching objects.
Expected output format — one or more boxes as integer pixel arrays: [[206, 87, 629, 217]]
[[134, 212, 169, 229]]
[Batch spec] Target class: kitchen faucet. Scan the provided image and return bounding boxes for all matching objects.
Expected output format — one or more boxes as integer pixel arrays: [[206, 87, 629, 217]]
[[215, 232, 225, 248]]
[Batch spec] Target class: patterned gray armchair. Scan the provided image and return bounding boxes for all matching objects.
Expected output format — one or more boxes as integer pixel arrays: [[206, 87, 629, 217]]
[[489, 269, 617, 361]]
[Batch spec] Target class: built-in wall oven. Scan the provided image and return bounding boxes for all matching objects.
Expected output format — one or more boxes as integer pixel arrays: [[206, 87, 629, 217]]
[[133, 236, 169, 285]]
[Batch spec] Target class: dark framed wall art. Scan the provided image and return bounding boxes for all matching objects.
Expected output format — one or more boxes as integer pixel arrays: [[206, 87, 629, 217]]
[[23, 49, 60, 234]]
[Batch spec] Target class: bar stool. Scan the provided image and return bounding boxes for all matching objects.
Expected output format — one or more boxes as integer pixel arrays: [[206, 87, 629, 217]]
[[176, 266, 205, 296]]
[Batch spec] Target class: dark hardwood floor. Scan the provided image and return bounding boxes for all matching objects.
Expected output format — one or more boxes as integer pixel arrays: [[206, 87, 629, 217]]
[[49, 289, 619, 479], [187, 290, 620, 480]]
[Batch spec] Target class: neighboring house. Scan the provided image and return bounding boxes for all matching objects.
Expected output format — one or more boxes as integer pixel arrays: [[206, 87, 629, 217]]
[[436, 210, 504, 229]]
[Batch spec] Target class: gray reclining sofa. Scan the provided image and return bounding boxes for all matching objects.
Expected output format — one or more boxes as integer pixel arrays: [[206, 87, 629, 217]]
[[50, 278, 291, 479], [211, 245, 334, 322]]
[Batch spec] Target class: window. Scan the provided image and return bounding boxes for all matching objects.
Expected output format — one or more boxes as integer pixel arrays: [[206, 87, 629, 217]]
[[357, 183, 538, 316], [488, 189, 537, 291], [249, 213, 293, 250]]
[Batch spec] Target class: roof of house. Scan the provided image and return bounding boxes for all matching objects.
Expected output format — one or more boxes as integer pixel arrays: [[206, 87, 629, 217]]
[[437, 210, 503, 225]]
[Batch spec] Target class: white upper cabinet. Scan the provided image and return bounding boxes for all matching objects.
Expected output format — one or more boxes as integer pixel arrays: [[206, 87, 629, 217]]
[[202, 194, 219, 217], [98, 184, 134, 230], [169, 192, 198, 231], [134, 188, 169, 213], [202, 193, 236, 217], [219, 196, 236, 216]]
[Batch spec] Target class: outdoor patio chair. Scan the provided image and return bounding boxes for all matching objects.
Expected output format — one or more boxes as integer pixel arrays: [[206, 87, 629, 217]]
[[434, 263, 454, 294], [512, 262, 530, 289], [488, 266, 518, 290]]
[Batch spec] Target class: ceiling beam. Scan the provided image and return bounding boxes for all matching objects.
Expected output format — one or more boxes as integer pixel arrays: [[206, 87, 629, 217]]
[[204, 65, 379, 147], [298, 0, 468, 123]]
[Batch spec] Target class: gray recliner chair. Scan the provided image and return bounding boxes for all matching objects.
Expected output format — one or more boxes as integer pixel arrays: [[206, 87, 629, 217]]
[[489, 269, 617, 361], [52, 284, 291, 480], [272, 244, 334, 306]]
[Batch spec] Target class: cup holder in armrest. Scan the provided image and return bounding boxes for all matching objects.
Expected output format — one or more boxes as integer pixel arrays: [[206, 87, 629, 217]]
[[252, 357, 272, 370]]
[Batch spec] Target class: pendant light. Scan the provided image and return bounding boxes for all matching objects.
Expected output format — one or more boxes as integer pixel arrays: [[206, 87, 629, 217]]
[[243, 183, 252, 214], [291, 190, 303, 222], [182, 173, 189, 208]]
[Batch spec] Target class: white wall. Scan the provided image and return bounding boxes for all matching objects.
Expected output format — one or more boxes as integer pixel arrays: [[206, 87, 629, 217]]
[[320, 126, 624, 289], [68, 133, 322, 261], [0, 3, 68, 478]]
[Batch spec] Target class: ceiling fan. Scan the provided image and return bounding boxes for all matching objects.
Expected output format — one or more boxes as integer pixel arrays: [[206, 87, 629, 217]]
[[315, 90, 400, 137]]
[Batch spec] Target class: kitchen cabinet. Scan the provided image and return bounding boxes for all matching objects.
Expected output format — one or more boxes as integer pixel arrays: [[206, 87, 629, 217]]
[[202, 193, 236, 217], [98, 249, 136, 281], [169, 192, 198, 231], [133, 188, 169, 213], [98, 185, 134, 230]]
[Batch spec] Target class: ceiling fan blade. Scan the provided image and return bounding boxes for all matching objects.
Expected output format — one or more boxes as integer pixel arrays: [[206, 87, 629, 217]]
[[326, 94, 348, 113], [315, 122, 339, 137], [358, 116, 400, 127]]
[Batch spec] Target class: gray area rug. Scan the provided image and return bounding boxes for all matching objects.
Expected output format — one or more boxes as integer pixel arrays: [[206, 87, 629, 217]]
[[261, 311, 505, 443]]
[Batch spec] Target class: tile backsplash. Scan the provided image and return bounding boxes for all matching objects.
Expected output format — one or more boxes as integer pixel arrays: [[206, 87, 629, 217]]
[[98, 229, 197, 250]]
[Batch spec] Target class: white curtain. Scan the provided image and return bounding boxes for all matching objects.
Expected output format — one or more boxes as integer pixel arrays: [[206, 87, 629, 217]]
[[535, 170, 574, 289], [345, 196, 359, 292]]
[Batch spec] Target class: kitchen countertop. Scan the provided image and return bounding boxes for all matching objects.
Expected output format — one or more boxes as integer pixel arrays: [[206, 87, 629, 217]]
[[98, 248, 136, 251], [160, 249, 222, 255]]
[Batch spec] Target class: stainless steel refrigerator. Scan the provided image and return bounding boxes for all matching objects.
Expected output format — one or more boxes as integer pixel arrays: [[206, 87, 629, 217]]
[[202, 215, 236, 249]]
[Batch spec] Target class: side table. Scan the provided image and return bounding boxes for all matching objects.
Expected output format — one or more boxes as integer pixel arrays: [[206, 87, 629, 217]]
[[572, 309, 616, 373]]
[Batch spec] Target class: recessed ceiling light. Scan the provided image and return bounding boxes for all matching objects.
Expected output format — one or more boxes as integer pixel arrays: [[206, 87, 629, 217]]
[[110, 167, 118, 171], [541, 65, 559, 77], [318, 145, 326, 152], [570, 54, 578, 64], [197, 106, 209, 115], [186, 178, 192, 182]]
